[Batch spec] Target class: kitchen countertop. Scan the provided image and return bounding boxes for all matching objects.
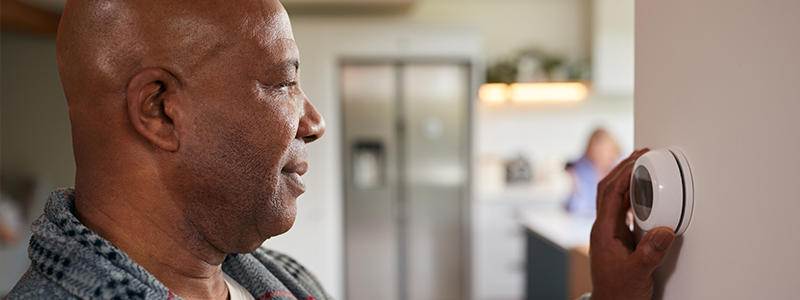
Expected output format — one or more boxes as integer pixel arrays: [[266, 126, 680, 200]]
[[518, 209, 595, 251]]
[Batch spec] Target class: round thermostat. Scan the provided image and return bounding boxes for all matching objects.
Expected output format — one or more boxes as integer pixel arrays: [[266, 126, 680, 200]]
[[630, 148, 694, 236]]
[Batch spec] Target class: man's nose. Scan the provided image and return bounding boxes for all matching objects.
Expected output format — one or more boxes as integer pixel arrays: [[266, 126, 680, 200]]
[[297, 95, 326, 143]]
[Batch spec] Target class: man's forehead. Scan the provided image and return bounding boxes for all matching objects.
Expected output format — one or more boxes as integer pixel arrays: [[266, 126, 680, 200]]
[[163, 0, 292, 43], [223, 0, 297, 61], [173, 0, 298, 72], [246, 3, 295, 49]]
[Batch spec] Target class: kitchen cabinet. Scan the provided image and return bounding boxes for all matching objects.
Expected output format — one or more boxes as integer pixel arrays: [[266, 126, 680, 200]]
[[472, 188, 566, 300]]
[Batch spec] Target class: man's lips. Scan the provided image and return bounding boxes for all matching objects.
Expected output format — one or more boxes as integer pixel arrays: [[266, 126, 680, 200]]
[[281, 162, 308, 194], [282, 161, 308, 176]]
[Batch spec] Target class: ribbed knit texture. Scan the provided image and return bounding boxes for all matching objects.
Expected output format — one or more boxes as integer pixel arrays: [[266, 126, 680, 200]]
[[6, 188, 332, 300]]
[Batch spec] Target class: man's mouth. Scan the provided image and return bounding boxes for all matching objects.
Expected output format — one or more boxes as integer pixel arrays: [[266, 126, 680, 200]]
[[281, 162, 308, 194]]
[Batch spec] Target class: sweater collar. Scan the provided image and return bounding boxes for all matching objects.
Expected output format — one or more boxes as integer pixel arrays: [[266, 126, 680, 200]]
[[28, 188, 305, 300], [29, 187, 175, 300]]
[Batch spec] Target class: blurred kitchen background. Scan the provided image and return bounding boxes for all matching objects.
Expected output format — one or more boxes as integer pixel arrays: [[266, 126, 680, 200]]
[[0, 0, 634, 299]]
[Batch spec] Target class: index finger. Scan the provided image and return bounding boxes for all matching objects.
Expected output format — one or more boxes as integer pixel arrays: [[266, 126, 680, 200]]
[[596, 149, 648, 204], [595, 149, 649, 234]]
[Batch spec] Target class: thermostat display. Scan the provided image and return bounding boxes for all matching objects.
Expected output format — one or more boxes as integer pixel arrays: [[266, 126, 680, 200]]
[[632, 165, 654, 220], [630, 148, 694, 236]]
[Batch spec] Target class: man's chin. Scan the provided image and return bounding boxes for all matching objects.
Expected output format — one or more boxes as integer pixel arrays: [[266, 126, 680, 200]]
[[233, 226, 292, 254], [226, 200, 297, 253], [247, 213, 297, 250], [236, 241, 268, 254], [270, 215, 297, 237]]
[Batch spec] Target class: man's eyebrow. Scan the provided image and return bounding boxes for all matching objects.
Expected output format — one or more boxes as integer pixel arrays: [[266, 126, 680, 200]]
[[271, 59, 299, 73]]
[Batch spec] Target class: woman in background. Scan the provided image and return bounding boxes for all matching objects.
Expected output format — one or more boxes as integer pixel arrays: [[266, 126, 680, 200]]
[[565, 129, 621, 217]]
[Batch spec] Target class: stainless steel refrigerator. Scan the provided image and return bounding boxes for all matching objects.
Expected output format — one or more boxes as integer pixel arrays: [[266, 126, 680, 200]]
[[341, 60, 471, 300]]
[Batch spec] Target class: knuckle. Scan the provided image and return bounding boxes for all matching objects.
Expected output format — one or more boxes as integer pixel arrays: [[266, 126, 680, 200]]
[[597, 179, 608, 189], [638, 247, 664, 268], [590, 226, 605, 247], [597, 179, 611, 195], [590, 225, 601, 240], [602, 182, 618, 197]]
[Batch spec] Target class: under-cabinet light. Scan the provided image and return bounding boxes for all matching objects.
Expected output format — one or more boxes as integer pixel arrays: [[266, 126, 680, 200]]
[[479, 82, 588, 103], [508, 82, 587, 102], [478, 83, 508, 103]]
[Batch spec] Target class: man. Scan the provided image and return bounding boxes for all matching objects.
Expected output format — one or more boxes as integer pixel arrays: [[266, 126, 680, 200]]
[[6, 0, 675, 299]]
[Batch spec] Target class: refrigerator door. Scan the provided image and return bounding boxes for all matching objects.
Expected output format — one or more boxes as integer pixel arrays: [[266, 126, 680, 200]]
[[342, 63, 400, 300], [342, 61, 470, 300], [403, 63, 469, 300]]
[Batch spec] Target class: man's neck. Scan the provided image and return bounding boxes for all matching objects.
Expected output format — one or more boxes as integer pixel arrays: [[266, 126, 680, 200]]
[[73, 183, 230, 300]]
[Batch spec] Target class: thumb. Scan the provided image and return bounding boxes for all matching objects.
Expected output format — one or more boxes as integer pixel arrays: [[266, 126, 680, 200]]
[[628, 227, 675, 276]]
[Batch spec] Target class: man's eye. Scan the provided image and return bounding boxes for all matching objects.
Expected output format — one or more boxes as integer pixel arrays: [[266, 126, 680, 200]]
[[259, 81, 297, 95], [278, 81, 297, 89]]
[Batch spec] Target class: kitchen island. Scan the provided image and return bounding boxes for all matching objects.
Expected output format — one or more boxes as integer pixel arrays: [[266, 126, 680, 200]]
[[519, 209, 593, 300]]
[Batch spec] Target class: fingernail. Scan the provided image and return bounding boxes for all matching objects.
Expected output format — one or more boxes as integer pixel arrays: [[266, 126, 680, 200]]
[[651, 228, 675, 252]]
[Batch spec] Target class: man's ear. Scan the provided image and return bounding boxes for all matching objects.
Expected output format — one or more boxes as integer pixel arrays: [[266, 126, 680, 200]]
[[126, 68, 184, 152]]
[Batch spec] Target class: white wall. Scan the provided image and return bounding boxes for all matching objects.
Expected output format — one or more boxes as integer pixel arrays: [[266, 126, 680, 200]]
[[636, 0, 800, 298], [592, 0, 634, 96], [405, 0, 591, 64]]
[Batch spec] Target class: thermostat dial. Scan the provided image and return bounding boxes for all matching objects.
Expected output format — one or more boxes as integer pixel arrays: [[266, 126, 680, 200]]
[[630, 148, 694, 236]]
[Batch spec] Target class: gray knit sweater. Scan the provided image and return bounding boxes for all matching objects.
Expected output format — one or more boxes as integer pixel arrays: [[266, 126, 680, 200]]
[[6, 188, 332, 300]]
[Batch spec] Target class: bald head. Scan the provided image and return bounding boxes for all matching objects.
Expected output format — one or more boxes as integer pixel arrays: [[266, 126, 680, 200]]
[[57, 0, 288, 105]]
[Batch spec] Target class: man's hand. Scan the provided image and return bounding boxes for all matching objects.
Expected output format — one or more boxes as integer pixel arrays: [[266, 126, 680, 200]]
[[589, 149, 675, 300]]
